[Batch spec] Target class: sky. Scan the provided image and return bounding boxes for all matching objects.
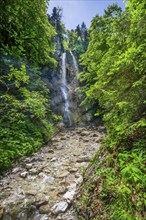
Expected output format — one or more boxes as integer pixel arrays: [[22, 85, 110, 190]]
[[48, 0, 125, 30]]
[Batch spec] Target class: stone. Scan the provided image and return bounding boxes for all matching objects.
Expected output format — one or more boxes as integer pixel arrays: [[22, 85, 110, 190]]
[[32, 214, 49, 220], [29, 168, 39, 175], [40, 174, 55, 184], [57, 186, 67, 195], [63, 190, 76, 203], [47, 149, 54, 153], [0, 205, 5, 218], [50, 157, 57, 162], [0, 127, 104, 220], [62, 161, 70, 166], [12, 167, 20, 174], [51, 201, 68, 214], [94, 136, 102, 143], [76, 156, 90, 162], [25, 163, 33, 169], [52, 137, 60, 142], [82, 138, 90, 142], [39, 204, 50, 214], [60, 136, 66, 140], [56, 170, 70, 178], [33, 200, 48, 209], [20, 171, 28, 178], [75, 176, 83, 185], [69, 168, 78, 173], [80, 130, 90, 136], [25, 190, 36, 196], [92, 133, 99, 137]]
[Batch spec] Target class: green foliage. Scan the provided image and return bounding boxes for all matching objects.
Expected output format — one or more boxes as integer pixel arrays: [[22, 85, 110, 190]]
[[48, 7, 66, 53], [0, 63, 56, 170], [76, 1, 146, 219], [67, 22, 89, 60], [0, 0, 56, 66], [0, 0, 60, 171]]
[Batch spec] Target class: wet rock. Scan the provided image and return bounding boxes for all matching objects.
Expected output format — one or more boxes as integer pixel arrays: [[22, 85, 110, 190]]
[[20, 171, 28, 178], [51, 201, 68, 214]]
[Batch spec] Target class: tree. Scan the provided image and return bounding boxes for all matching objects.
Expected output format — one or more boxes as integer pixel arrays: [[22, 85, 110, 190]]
[[0, 0, 56, 65], [0, 0, 58, 170], [77, 2, 146, 219], [67, 22, 89, 60], [48, 6, 66, 52]]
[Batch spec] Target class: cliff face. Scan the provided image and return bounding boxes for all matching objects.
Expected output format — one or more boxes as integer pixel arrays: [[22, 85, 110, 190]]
[[42, 48, 80, 127]]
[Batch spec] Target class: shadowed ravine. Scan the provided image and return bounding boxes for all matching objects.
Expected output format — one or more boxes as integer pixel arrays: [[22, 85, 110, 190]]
[[0, 127, 105, 220]]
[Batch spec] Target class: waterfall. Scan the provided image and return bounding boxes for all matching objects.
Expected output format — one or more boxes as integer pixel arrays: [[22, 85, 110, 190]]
[[69, 51, 78, 73], [61, 52, 72, 127]]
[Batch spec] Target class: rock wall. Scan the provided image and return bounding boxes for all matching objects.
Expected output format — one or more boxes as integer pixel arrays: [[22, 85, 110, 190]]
[[42, 49, 80, 127]]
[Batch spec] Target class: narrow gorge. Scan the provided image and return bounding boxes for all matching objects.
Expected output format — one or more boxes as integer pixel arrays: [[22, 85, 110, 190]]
[[0, 2, 145, 220]]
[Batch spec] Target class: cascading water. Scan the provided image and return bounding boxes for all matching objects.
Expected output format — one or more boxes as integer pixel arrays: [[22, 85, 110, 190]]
[[69, 51, 78, 73], [61, 52, 72, 126]]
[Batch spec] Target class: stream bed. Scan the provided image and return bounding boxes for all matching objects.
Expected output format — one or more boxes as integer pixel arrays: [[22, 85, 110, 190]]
[[0, 126, 104, 220]]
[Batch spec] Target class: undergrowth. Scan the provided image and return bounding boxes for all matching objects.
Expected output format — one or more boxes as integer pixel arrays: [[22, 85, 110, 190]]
[[75, 128, 146, 220]]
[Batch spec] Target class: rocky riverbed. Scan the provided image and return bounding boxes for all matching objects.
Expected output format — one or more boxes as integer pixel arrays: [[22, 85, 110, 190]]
[[0, 126, 105, 220]]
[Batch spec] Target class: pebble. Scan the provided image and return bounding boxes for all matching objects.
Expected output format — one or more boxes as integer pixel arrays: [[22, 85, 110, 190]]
[[50, 157, 57, 162], [20, 171, 28, 178], [51, 201, 69, 214], [56, 170, 70, 178], [76, 156, 90, 162], [25, 163, 33, 169], [63, 190, 76, 203], [29, 168, 40, 175], [12, 167, 20, 174]]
